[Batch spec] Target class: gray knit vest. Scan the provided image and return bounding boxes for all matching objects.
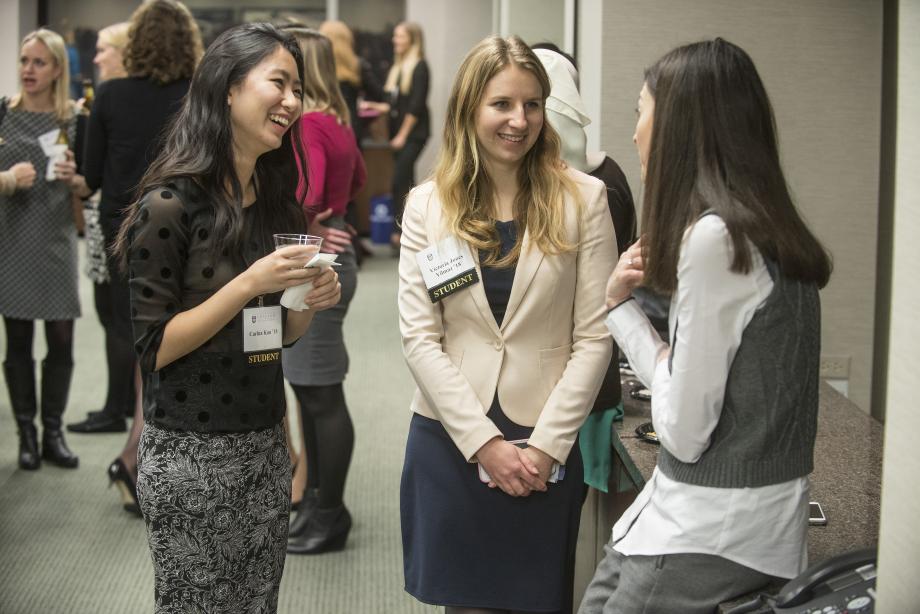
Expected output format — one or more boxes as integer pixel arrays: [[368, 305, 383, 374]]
[[657, 253, 821, 489]]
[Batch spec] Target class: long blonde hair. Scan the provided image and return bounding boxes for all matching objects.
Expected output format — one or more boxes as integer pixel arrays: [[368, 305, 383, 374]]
[[385, 21, 423, 95], [435, 36, 579, 267], [319, 20, 360, 87], [287, 28, 350, 125], [11, 29, 73, 122]]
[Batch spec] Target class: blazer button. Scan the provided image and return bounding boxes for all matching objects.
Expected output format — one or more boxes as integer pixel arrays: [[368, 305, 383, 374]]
[[493, 340, 503, 350]]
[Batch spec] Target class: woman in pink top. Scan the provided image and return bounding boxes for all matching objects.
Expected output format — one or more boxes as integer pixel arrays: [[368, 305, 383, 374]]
[[281, 26, 366, 555]]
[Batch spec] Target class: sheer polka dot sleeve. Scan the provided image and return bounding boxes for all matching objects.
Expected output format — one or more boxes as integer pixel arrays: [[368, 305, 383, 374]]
[[127, 188, 191, 372]]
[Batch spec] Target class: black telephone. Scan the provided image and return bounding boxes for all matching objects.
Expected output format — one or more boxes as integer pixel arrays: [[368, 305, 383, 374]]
[[772, 548, 877, 613]]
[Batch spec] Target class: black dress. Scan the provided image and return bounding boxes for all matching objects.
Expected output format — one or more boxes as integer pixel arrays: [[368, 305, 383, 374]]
[[128, 182, 292, 613], [387, 60, 430, 222], [83, 77, 190, 341], [401, 221, 585, 613]]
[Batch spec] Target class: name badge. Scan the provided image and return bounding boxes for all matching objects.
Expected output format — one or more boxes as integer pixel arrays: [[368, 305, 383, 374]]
[[243, 306, 282, 366], [416, 236, 480, 303]]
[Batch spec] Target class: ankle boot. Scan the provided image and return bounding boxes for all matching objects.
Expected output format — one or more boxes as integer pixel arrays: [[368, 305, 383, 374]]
[[4, 360, 41, 470], [287, 504, 351, 554], [289, 487, 320, 538], [39, 360, 79, 468]]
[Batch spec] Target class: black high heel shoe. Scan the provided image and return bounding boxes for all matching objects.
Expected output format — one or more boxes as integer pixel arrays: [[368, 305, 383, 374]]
[[107, 458, 141, 517], [289, 488, 320, 538], [287, 504, 351, 555]]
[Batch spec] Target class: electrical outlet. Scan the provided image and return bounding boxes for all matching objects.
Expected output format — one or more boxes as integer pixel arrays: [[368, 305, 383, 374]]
[[820, 354, 850, 379]]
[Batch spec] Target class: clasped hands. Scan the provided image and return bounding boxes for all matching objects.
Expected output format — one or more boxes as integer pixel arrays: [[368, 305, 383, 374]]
[[475, 437, 555, 497], [243, 244, 341, 311]]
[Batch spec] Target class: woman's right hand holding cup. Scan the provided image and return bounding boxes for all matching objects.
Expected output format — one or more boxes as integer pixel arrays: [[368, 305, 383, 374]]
[[241, 244, 317, 297]]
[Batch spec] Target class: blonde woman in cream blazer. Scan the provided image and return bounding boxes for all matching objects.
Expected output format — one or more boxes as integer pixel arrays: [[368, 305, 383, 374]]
[[398, 35, 615, 614]]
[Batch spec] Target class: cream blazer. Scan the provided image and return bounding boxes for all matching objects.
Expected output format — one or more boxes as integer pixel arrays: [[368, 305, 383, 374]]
[[398, 168, 616, 464]]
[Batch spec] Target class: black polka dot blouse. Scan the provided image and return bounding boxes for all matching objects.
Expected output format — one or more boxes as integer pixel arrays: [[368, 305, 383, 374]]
[[127, 179, 288, 433]]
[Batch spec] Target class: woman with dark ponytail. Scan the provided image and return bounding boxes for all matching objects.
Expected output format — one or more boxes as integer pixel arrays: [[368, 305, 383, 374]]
[[113, 23, 341, 612], [581, 39, 831, 613]]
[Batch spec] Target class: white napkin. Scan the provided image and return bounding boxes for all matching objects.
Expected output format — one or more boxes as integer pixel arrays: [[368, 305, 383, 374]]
[[45, 144, 67, 181], [37, 128, 67, 182], [280, 253, 340, 311]]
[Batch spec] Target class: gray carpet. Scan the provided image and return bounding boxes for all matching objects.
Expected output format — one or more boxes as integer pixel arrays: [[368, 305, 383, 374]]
[[0, 251, 438, 614]]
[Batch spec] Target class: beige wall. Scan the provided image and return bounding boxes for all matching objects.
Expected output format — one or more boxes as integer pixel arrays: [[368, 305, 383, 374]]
[[506, 0, 566, 48], [46, 0, 138, 32], [0, 0, 38, 97], [339, 0, 403, 33], [599, 0, 883, 412], [876, 0, 920, 608]]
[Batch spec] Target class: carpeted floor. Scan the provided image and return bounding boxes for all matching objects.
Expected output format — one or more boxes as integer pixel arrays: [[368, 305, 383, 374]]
[[0, 251, 438, 614]]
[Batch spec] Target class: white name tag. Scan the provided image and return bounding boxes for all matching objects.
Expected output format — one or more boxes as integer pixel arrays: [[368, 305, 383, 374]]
[[243, 306, 282, 353], [416, 236, 480, 303]]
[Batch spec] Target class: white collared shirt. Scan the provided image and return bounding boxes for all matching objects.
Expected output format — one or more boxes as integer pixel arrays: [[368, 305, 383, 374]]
[[605, 215, 809, 579]]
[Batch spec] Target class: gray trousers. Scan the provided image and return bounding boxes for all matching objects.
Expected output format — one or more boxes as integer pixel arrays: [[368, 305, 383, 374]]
[[578, 543, 775, 614]]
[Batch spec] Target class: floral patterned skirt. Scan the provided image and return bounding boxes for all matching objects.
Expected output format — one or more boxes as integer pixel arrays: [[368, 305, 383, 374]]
[[137, 422, 292, 614]]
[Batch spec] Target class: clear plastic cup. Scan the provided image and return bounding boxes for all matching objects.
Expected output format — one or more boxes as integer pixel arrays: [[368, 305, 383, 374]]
[[273, 234, 323, 277], [273, 233, 323, 251], [274, 234, 322, 259]]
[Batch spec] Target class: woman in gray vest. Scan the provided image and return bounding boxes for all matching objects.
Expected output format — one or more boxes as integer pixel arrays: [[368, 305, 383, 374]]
[[580, 39, 832, 613]]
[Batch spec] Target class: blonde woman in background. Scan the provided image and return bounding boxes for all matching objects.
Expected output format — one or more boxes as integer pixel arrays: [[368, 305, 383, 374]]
[[0, 28, 83, 471], [67, 0, 203, 518], [72, 21, 132, 457], [319, 20, 383, 139], [363, 21, 429, 246], [93, 22, 130, 82]]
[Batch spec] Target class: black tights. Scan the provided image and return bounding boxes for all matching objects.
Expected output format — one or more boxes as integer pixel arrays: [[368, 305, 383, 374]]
[[93, 282, 136, 418], [3, 317, 74, 366], [291, 383, 354, 509]]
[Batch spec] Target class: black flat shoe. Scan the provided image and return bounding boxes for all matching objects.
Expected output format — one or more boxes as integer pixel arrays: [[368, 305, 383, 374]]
[[107, 458, 141, 517], [67, 413, 126, 433], [287, 505, 351, 555]]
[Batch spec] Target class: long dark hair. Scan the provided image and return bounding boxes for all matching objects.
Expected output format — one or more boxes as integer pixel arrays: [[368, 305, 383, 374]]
[[640, 38, 831, 293], [114, 22, 305, 265]]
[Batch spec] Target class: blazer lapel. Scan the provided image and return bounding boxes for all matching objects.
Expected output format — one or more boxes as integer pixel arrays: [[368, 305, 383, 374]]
[[469, 249, 502, 337], [501, 227, 544, 331]]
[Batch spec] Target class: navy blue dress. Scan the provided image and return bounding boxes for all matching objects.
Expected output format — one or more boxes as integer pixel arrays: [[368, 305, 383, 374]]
[[401, 221, 585, 613]]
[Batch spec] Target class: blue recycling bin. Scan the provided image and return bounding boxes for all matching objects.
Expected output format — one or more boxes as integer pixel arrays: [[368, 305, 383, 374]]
[[370, 194, 394, 245]]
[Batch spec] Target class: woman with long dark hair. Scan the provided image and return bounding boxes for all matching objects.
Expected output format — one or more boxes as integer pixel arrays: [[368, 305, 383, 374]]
[[580, 39, 832, 613], [113, 23, 341, 612], [0, 28, 82, 471]]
